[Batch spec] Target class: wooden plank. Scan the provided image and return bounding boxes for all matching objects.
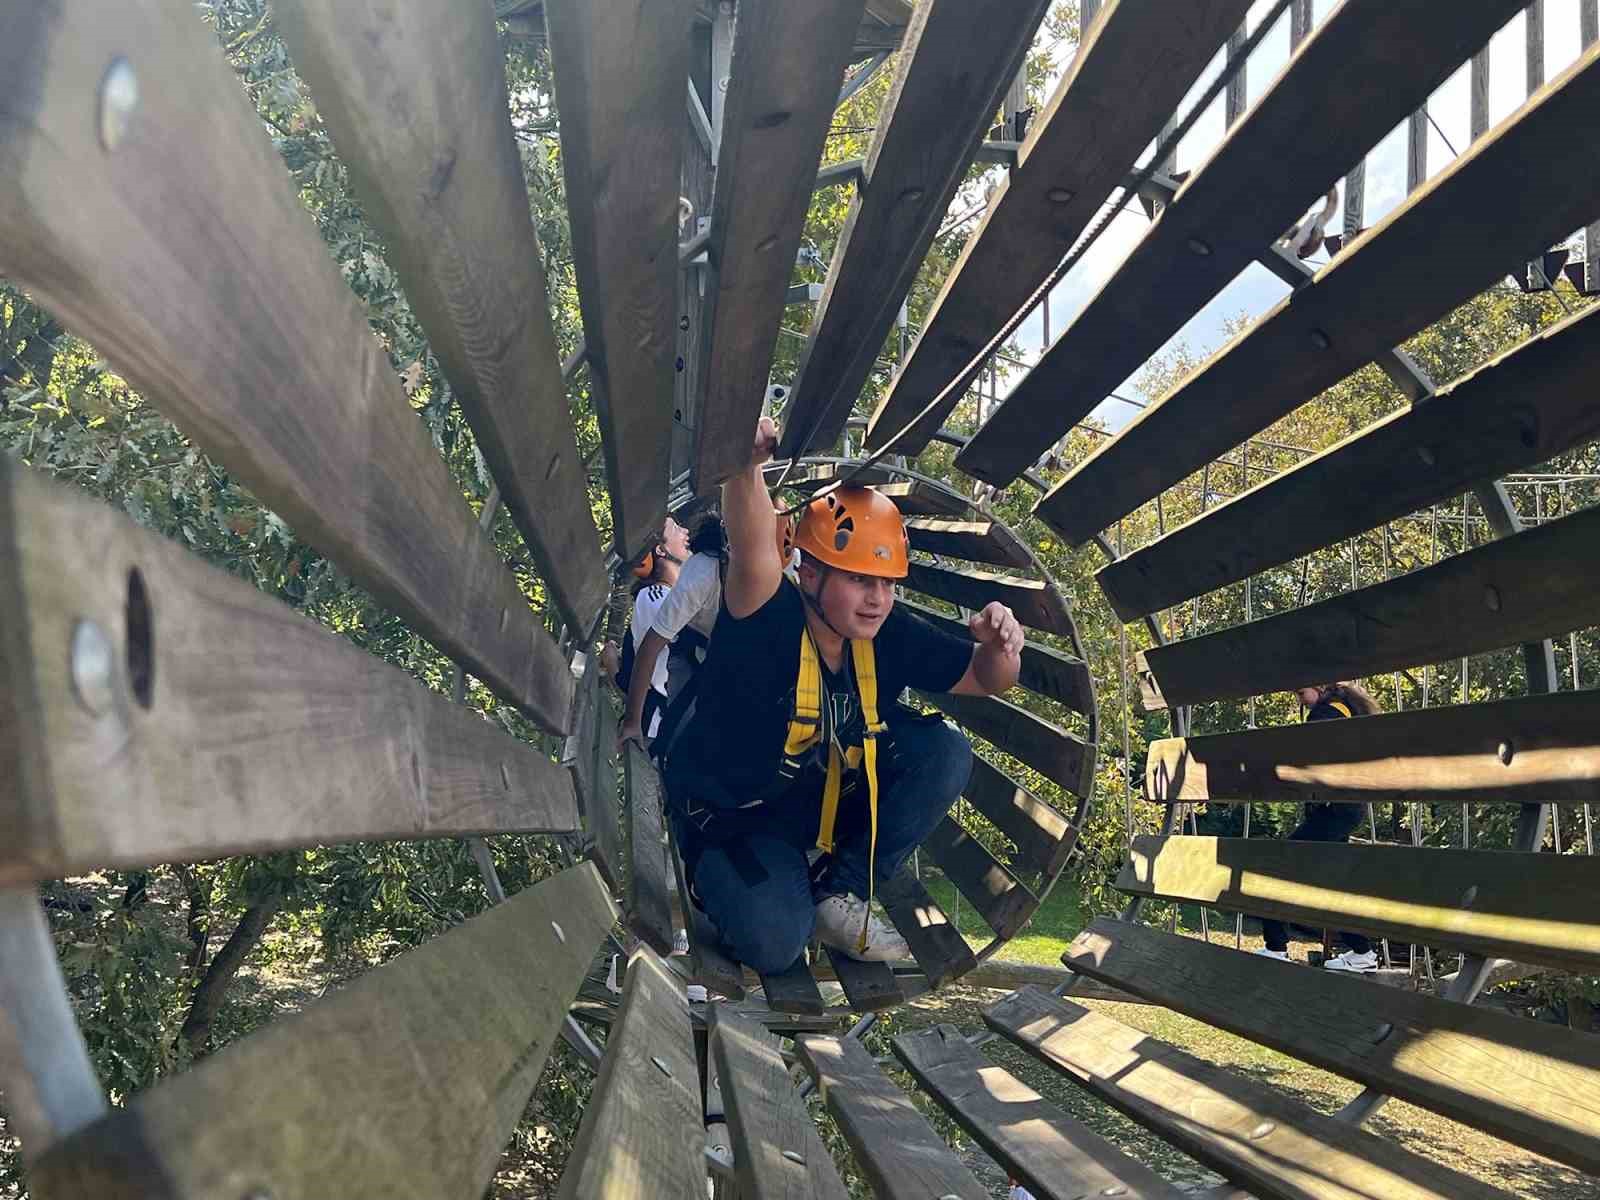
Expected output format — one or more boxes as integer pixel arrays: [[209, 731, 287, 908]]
[[563, 654, 622, 891], [906, 518, 1033, 570], [544, 0, 690, 558], [1117, 835, 1600, 975], [959, 0, 1526, 488], [1142, 504, 1600, 706], [690, 0, 868, 492], [796, 1034, 987, 1200], [1062, 917, 1600, 1173], [757, 961, 828, 1017], [0, 0, 572, 727], [1036, 37, 1600, 545], [905, 562, 1071, 636], [874, 479, 972, 517], [822, 949, 904, 1012], [1144, 689, 1600, 808], [623, 742, 675, 956], [898, 598, 1094, 715], [711, 1005, 851, 1200], [865, 0, 1252, 456], [779, 0, 1050, 456], [32, 865, 617, 1199], [0, 461, 579, 887], [917, 690, 1092, 799], [273, 0, 608, 634], [921, 816, 1038, 939], [964, 755, 1077, 878], [987, 987, 1517, 1200], [892, 1024, 1187, 1200], [1097, 303, 1600, 620], [557, 952, 704, 1199], [876, 868, 978, 988], [668, 824, 746, 1000]]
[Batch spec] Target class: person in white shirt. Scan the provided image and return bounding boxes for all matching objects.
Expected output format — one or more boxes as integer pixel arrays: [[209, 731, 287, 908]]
[[625, 517, 689, 739]]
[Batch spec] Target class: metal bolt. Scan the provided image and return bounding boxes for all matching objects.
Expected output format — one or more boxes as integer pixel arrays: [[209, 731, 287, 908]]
[[1186, 237, 1212, 257], [1417, 446, 1436, 467], [651, 1055, 672, 1078], [782, 1149, 805, 1165], [1102, 1188, 1129, 1198], [1460, 885, 1479, 907], [1483, 585, 1502, 612], [1046, 187, 1075, 204], [1309, 328, 1331, 350], [1247, 1120, 1276, 1140], [1371, 1021, 1395, 1044], [70, 619, 117, 716], [500, 762, 511, 789], [98, 58, 139, 152], [1497, 741, 1514, 766], [551, 920, 566, 944]]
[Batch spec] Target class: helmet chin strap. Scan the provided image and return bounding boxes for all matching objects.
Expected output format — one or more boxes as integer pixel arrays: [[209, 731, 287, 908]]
[[800, 563, 850, 643]]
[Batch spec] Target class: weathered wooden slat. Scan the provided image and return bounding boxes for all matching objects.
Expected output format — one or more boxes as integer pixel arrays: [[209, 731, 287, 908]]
[[1062, 917, 1600, 1173], [1143, 504, 1600, 706], [780, 0, 1049, 456], [963, 755, 1076, 878], [32, 865, 616, 1199], [892, 1024, 1188, 1200], [668, 824, 746, 1000], [1144, 690, 1600, 807], [1036, 37, 1600, 544], [1118, 835, 1600, 974], [898, 598, 1094, 715], [711, 1005, 851, 1200], [556, 952, 704, 1199], [562, 654, 622, 890], [877, 868, 978, 988], [958, 0, 1525, 487], [0, 0, 572, 727], [796, 1034, 987, 1200], [865, 0, 1252, 456], [757, 961, 828, 1017], [906, 518, 1034, 570], [874, 479, 972, 517], [920, 816, 1037, 939], [273, 0, 608, 634], [822, 949, 904, 1012], [1098, 303, 1600, 620], [917, 690, 1092, 799], [0, 462, 578, 886], [987, 987, 1517, 1200], [544, 0, 689, 558], [905, 562, 1072, 636], [691, 0, 868, 492], [623, 743, 676, 956]]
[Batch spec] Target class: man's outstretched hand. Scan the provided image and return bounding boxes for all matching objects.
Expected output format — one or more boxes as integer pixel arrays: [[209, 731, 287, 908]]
[[969, 601, 1023, 656], [751, 415, 779, 469]]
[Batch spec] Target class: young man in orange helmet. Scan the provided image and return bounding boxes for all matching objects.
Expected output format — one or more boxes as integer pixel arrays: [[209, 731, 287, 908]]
[[662, 417, 1022, 969]]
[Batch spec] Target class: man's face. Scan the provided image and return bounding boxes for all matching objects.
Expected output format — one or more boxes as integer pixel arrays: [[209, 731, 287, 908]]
[[1295, 686, 1321, 707], [662, 517, 690, 562], [802, 561, 895, 640]]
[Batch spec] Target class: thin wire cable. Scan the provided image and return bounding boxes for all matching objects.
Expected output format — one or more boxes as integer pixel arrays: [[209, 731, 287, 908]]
[[775, 0, 1295, 511]]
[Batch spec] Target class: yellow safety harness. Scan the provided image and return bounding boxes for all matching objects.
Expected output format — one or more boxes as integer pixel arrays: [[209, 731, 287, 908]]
[[783, 626, 886, 950], [1305, 699, 1352, 721]]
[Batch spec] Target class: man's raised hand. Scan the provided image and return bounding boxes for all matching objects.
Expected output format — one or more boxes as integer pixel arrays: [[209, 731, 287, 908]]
[[969, 601, 1023, 656], [751, 416, 779, 468]]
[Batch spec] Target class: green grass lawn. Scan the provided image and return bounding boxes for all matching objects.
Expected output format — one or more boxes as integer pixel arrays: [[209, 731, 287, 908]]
[[918, 871, 1084, 966]]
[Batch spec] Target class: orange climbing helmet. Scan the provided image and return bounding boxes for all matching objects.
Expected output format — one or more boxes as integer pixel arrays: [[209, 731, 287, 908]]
[[775, 511, 795, 566], [791, 485, 908, 579]]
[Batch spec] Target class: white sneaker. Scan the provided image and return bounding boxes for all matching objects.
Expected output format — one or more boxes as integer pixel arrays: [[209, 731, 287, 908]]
[[813, 893, 911, 962], [1253, 948, 1291, 961], [672, 928, 690, 955], [1323, 950, 1379, 973]]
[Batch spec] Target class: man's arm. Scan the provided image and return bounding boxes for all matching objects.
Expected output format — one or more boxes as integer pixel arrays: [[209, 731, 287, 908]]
[[949, 601, 1023, 696], [722, 416, 783, 619], [618, 627, 670, 746]]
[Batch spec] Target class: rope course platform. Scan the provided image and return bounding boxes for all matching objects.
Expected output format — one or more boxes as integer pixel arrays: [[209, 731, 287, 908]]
[[2, 0, 1598, 1196]]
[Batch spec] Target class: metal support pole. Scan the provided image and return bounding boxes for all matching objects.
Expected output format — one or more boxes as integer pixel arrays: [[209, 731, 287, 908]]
[[1584, 1, 1600, 292], [0, 889, 108, 1162], [1234, 803, 1250, 950], [1225, 23, 1248, 128]]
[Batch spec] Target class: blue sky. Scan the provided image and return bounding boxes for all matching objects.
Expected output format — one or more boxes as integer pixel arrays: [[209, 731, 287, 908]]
[[980, 1, 1592, 433]]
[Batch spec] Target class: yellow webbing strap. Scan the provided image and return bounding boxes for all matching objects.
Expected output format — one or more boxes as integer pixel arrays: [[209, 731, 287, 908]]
[[1304, 699, 1353, 721], [782, 629, 887, 951]]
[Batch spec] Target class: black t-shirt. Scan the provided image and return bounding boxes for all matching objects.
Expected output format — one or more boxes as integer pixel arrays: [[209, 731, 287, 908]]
[[1306, 698, 1352, 722], [668, 579, 974, 801]]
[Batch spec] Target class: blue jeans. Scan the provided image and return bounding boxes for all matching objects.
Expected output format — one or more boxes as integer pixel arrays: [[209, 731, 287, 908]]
[[679, 712, 972, 974]]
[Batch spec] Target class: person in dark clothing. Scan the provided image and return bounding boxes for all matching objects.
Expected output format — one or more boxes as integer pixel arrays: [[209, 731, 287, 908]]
[[1255, 681, 1383, 973]]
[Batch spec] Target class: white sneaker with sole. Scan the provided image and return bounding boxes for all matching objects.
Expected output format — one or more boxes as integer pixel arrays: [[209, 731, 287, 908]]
[[814, 893, 911, 962], [1253, 948, 1291, 961], [1323, 949, 1379, 973]]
